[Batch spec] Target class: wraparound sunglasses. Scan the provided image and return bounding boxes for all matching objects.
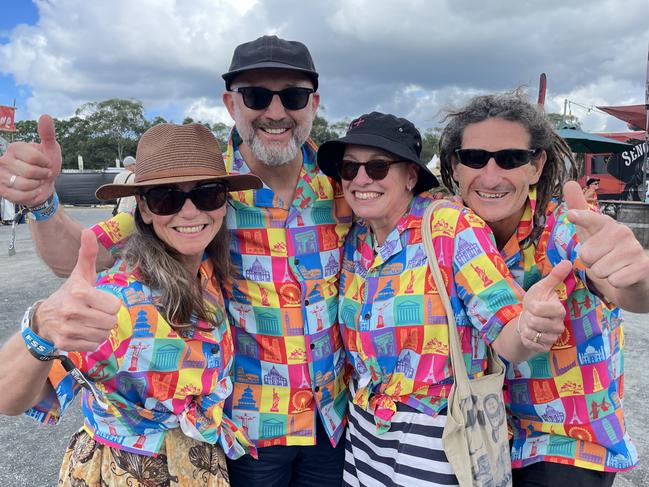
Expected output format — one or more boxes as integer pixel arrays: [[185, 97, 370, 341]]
[[454, 148, 541, 170]]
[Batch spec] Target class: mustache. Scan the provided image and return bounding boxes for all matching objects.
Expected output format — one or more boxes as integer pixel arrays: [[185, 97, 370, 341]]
[[252, 118, 297, 130]]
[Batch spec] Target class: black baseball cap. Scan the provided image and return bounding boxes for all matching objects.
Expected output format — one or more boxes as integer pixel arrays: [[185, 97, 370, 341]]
[[222, 35, 319, 91], [586, 177, 600, 186], [317, 112, 439, 193]]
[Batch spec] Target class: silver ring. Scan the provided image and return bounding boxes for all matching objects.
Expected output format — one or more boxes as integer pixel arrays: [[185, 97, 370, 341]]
[[8, 174, 17, 188], [532, 331, 542, 344]]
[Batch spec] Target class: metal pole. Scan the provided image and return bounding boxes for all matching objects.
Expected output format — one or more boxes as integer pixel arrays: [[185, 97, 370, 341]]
[[643, 43, 649, 202]]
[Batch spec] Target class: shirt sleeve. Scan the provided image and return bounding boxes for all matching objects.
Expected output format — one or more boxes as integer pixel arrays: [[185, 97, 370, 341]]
[[92, 212, 136, 254], [434, 204, 524, 344], [24, 276, 133, 425], [23, 359, 84, 425]]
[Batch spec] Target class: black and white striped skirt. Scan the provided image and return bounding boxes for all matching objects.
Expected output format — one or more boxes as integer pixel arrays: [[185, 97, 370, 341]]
[[343, 400, 459, 487]]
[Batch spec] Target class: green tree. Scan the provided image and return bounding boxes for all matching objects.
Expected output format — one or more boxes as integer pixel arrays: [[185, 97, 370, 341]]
[[310, 114, 339, 146], [211, 121, 232, 151], [149, 115, 168, 127], [76, 99, 147, 163], [14, 119, 38, 142], [419, 128, 441, 164]]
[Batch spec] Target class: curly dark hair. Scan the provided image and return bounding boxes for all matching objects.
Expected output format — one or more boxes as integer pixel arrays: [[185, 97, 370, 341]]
[[439, 89, 578, 245]]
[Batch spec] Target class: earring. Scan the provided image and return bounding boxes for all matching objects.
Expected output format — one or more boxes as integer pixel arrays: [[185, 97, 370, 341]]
[[406, 183, 414, 192]]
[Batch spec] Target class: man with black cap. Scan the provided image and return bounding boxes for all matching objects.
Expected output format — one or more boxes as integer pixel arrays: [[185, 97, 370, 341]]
[[582, 177, 600, 203], [0, 35, 351, 486]]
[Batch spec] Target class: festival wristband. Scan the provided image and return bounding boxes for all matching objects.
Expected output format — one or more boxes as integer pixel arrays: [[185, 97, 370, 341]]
[[27, 192, 59, 221], [20, 300, 58, 361]]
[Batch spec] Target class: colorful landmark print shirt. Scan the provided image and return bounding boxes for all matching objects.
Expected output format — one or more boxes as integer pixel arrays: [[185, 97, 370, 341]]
[[90, 130, 353, 448], [26, 257, 252, 459], [339, 194, 523, 433], [222, 130, 352, 447], [505, 188, 637, 472]]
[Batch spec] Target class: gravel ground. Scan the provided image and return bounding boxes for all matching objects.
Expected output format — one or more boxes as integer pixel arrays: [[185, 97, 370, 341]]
[[0, 206, 647, 486]]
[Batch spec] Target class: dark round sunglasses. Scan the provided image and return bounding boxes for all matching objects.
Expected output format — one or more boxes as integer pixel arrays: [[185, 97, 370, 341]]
[[231, 86, 315, 111], [336, 159, 407, 181], [454, 148, 541, 170], [139, 181, 229, 216]]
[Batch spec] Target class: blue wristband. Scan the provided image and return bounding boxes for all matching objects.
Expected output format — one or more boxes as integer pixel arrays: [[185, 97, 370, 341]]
[[20, 300, 58, 361], [28, 192, 59, 221]]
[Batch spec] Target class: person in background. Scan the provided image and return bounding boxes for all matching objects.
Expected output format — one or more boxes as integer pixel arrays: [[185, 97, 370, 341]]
[[0, 35, 352, 487], [582, 177, 600, 204], [112, 155, 137, 214], [439, 91, 649, 487], [317, 112, 570, 487], [0, 123, 261, 486]]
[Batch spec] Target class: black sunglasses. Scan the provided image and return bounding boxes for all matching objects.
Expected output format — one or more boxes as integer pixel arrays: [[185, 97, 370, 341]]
[[231, 86, 315, 111], [336, 159, 407, 181], [454, 148, 541, 170], [140, 182, 229, 216]]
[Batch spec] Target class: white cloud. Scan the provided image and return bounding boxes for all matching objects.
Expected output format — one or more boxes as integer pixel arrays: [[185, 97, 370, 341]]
[[184, 98, 232, 125], [0, 0, 647, 133]]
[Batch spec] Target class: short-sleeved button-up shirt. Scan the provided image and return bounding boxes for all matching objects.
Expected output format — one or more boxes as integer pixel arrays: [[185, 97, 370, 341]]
[[339, 194, 524, 433], [91, 129, 353, 448], [504, 189, 637, 472], [26, 257, 252, 459], [223, 130, 352, 447]]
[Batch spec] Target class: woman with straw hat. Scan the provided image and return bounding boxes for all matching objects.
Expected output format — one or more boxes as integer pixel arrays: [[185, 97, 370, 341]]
[[0, 123, 261, 486]]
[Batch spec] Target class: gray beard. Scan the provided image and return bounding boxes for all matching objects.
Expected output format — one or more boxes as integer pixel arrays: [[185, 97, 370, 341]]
[[248, 134, 301, 167], [238, 117, 313, 167]]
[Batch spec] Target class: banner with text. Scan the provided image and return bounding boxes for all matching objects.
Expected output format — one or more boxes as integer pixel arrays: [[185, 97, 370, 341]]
[[0, 106, 16, 132]]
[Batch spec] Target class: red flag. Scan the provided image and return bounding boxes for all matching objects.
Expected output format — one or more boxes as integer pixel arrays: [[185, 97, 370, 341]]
[[0, 106, 16, 132]]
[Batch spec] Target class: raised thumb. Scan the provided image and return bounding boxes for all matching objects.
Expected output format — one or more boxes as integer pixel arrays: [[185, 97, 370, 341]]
[[72, 229, 99, 285], [563, 180, 589, 211], [533, 260, 572, 296], [37, 114, 61, 160]]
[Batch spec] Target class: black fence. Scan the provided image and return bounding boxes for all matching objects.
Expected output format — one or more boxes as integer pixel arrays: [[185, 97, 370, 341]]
[[55, 170, 119, 206]]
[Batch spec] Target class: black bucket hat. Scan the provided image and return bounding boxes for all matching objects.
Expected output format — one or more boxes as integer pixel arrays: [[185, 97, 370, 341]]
[[222, 35, 319, 91], [317, 112, 439, 193]]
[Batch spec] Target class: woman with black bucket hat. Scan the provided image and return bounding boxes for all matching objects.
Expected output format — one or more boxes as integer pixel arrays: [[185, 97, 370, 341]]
[[317, 112, 572, 486], [0, 123, 262, 486]]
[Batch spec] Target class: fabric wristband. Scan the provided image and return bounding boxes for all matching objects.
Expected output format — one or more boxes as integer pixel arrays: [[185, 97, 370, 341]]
[[20, 300, 58, 361], [27, 192, 59, 221]]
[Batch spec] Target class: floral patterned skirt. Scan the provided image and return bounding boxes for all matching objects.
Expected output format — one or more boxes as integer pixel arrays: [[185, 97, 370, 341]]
[[58, 428, 229, 487]]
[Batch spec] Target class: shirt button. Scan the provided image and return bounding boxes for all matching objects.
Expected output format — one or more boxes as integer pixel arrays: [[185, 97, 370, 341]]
[[294, 258, 300, 266], [314, 386, 320, 393], [364, 312, 371, 320], [211, 345, 220, 354], [310, 343, 315, 350], [304, 299, 310, 306]]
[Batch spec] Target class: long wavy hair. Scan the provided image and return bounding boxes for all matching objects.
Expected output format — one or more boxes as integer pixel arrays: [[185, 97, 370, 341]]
[[121, 202, 230, 330], [439, 89, 578, 245]]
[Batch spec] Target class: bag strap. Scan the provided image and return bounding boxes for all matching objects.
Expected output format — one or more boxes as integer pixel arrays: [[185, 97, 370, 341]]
[[421, 200, 472, 393]]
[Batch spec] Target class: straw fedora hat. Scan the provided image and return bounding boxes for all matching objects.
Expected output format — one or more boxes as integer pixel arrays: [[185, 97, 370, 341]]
[[96, 123, 261, 200]]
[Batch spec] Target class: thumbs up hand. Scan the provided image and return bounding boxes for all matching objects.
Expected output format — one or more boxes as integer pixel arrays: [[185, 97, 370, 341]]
[[563, 181, 649, 302], [31, 230, 122, 352], [518, 260, 572, 352], [0, 114, 62, 207]]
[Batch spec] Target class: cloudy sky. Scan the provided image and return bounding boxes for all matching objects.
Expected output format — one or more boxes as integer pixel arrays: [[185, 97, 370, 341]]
[[1, 0, 648, 132]]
